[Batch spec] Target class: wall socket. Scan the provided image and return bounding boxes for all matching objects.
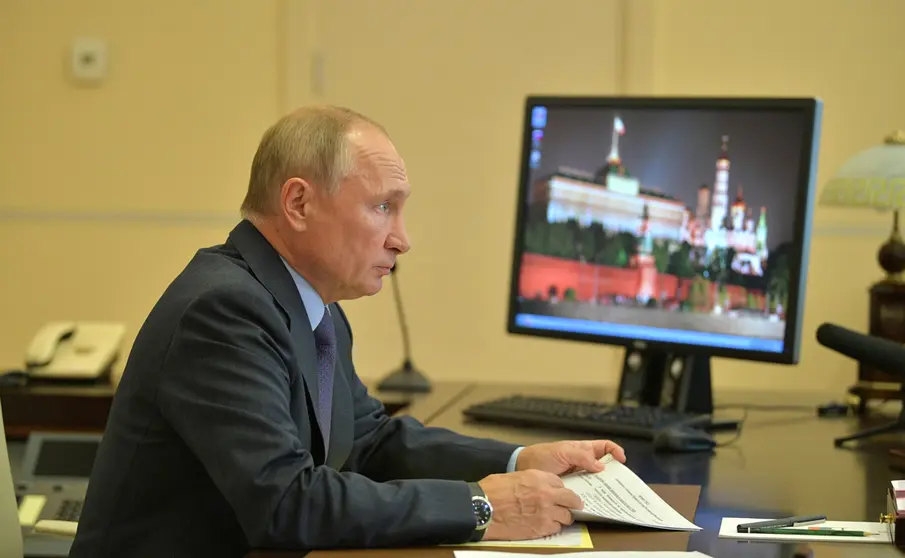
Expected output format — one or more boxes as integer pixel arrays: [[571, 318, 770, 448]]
[[71, 38, 108, 83]]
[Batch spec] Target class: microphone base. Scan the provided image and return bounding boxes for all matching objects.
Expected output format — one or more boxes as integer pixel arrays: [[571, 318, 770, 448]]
[[835, 382, 905, 447], [835, 420, 905, 448], [377, 362, 433, 393]]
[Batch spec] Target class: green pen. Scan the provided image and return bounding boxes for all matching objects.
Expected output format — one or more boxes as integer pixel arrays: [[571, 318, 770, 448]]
[[748, 528, 875, 537]]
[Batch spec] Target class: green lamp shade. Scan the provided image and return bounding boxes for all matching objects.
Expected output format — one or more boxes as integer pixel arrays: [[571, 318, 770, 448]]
[[820, 131, 905, 210]]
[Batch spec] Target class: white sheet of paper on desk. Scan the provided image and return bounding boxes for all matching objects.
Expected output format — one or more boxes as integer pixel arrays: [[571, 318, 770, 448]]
[[561, 454, 702, 531], [719, 517, 891, 544], [451, 522, 592, 548], [454, 551, 713, 558]]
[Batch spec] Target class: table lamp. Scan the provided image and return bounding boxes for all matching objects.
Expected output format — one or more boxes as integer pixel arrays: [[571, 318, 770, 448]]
[[818, 130, 905, 410]]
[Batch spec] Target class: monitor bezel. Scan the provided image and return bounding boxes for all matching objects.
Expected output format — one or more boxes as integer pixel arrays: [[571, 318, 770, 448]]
[[506, 95, 823, 365]]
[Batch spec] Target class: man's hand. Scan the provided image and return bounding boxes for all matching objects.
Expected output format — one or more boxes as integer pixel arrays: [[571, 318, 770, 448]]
[[516, 440, 626, 476], [478, 469, 583, 541]]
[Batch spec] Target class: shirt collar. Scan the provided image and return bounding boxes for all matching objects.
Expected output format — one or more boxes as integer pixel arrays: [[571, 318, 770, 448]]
[[280, 257, 326, 331]]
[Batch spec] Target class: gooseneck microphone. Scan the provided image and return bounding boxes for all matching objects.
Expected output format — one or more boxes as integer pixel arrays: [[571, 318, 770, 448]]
[[376, 263, 432, 393], [391, 263, 414, 371], [816, 323, 905, 377], [815, 322, 905, 447]]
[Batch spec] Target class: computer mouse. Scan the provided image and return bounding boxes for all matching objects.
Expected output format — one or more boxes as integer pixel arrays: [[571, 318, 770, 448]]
[[652, 424, 716, 453]]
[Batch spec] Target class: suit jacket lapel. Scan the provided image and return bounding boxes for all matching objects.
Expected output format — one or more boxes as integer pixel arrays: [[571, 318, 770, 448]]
[[228, 219, 328, 458]]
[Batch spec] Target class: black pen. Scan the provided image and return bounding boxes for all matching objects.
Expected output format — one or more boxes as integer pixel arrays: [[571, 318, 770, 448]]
[[737, 515, 827, 533]]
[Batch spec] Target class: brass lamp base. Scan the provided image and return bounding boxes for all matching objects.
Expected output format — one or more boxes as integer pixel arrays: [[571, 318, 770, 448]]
[[878, 210, 905, 283]]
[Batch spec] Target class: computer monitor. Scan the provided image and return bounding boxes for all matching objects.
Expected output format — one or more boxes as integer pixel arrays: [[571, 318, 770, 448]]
[[507, 96, 822, 415]]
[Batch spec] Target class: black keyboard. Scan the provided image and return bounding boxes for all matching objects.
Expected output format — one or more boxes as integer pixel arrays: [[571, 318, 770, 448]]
[[462, 395, 707, 439]]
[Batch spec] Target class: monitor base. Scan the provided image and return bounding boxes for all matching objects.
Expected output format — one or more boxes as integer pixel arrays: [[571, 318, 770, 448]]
[[616, 348, 717, 418]]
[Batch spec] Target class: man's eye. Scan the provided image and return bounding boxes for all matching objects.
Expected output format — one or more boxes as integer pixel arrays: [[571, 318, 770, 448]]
[[378, 202, 390, 213]]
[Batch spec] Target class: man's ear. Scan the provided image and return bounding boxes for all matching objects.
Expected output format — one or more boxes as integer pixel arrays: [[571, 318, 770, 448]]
[[281, 177, 314, 231]]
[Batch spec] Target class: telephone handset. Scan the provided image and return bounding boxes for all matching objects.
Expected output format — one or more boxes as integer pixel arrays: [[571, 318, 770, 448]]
[[25, 321, 126, 381]]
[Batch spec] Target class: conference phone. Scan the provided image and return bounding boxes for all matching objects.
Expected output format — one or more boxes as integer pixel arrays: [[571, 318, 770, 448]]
[[16, 432, 102, 557]]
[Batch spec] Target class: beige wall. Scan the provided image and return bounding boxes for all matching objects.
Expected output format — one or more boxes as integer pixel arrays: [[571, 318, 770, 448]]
[[0, 0, 902, 395], [617, 0, 905, 390], [0, 0, 283, 376]]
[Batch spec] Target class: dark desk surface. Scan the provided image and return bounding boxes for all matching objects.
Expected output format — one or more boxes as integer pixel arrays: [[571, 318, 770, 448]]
[[255, 484, 701, 558], [424, 382, 905, 558], [8, 378, 903, 557]]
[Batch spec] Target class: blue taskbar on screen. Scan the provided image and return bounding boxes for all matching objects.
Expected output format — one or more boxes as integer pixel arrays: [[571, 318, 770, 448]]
[[513, 313, 784, 353]]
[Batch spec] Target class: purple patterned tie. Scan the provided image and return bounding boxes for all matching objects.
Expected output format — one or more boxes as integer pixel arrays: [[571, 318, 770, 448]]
[[313, 311, 336, 447]]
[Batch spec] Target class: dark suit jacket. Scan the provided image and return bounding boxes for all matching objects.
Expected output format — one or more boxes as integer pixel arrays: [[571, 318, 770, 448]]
[[69, 220, 520, 558]]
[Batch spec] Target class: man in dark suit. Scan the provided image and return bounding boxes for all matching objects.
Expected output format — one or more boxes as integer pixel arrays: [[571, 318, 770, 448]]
[[69, 105, 626, 557]]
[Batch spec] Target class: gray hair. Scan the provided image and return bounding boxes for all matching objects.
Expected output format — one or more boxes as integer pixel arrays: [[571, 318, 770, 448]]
[[240, 105, 387, 217]]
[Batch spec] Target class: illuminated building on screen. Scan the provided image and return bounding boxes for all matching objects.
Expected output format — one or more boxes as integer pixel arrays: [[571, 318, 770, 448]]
[[529, 116, 770, 275]]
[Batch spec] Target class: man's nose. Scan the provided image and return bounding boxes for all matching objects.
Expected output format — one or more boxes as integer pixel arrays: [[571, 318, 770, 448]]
[[388, 218, 411, 254]]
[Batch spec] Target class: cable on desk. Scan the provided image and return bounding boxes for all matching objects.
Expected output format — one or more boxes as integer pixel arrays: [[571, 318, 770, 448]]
[[713, 408, 747, 448], [717, 397, 899, 417], [714, 403, 814, 412]]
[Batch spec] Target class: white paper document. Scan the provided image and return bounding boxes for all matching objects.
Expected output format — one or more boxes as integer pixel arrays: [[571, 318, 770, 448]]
[[452, 522, 592, 549], [719, 517, 891, 544], [454, 551, 713, 558], [561, 454, 702, 531]]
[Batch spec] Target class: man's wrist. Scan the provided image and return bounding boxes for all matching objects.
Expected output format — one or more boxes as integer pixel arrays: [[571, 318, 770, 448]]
[[506, 446, 525, 473]]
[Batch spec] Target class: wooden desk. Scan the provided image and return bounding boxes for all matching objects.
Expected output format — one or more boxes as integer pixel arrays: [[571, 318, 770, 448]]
[[0, 377, 469, 439], [425, 382, 905, 558], [251, 484, 700, 557], [0, 379, 116, 438]]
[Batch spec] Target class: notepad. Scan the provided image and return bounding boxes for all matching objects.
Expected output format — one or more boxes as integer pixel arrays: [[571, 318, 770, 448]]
[[452, 522, 592, 549], [719, 517, 891, 544]]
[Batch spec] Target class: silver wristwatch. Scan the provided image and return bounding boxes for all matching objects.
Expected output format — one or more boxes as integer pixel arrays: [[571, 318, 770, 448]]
[[468, 483, 493, 542]]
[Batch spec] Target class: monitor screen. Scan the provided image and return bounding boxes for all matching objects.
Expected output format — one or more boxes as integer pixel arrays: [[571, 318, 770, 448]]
[[32, 439, 99, 478], [508, 96, 821, 363]]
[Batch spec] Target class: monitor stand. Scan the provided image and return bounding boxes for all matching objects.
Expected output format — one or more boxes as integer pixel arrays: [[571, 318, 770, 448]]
[[615, 348, 740, 431]]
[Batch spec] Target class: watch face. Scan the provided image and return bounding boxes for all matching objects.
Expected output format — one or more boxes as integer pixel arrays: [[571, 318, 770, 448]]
[[472, 497, 492, 528]]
